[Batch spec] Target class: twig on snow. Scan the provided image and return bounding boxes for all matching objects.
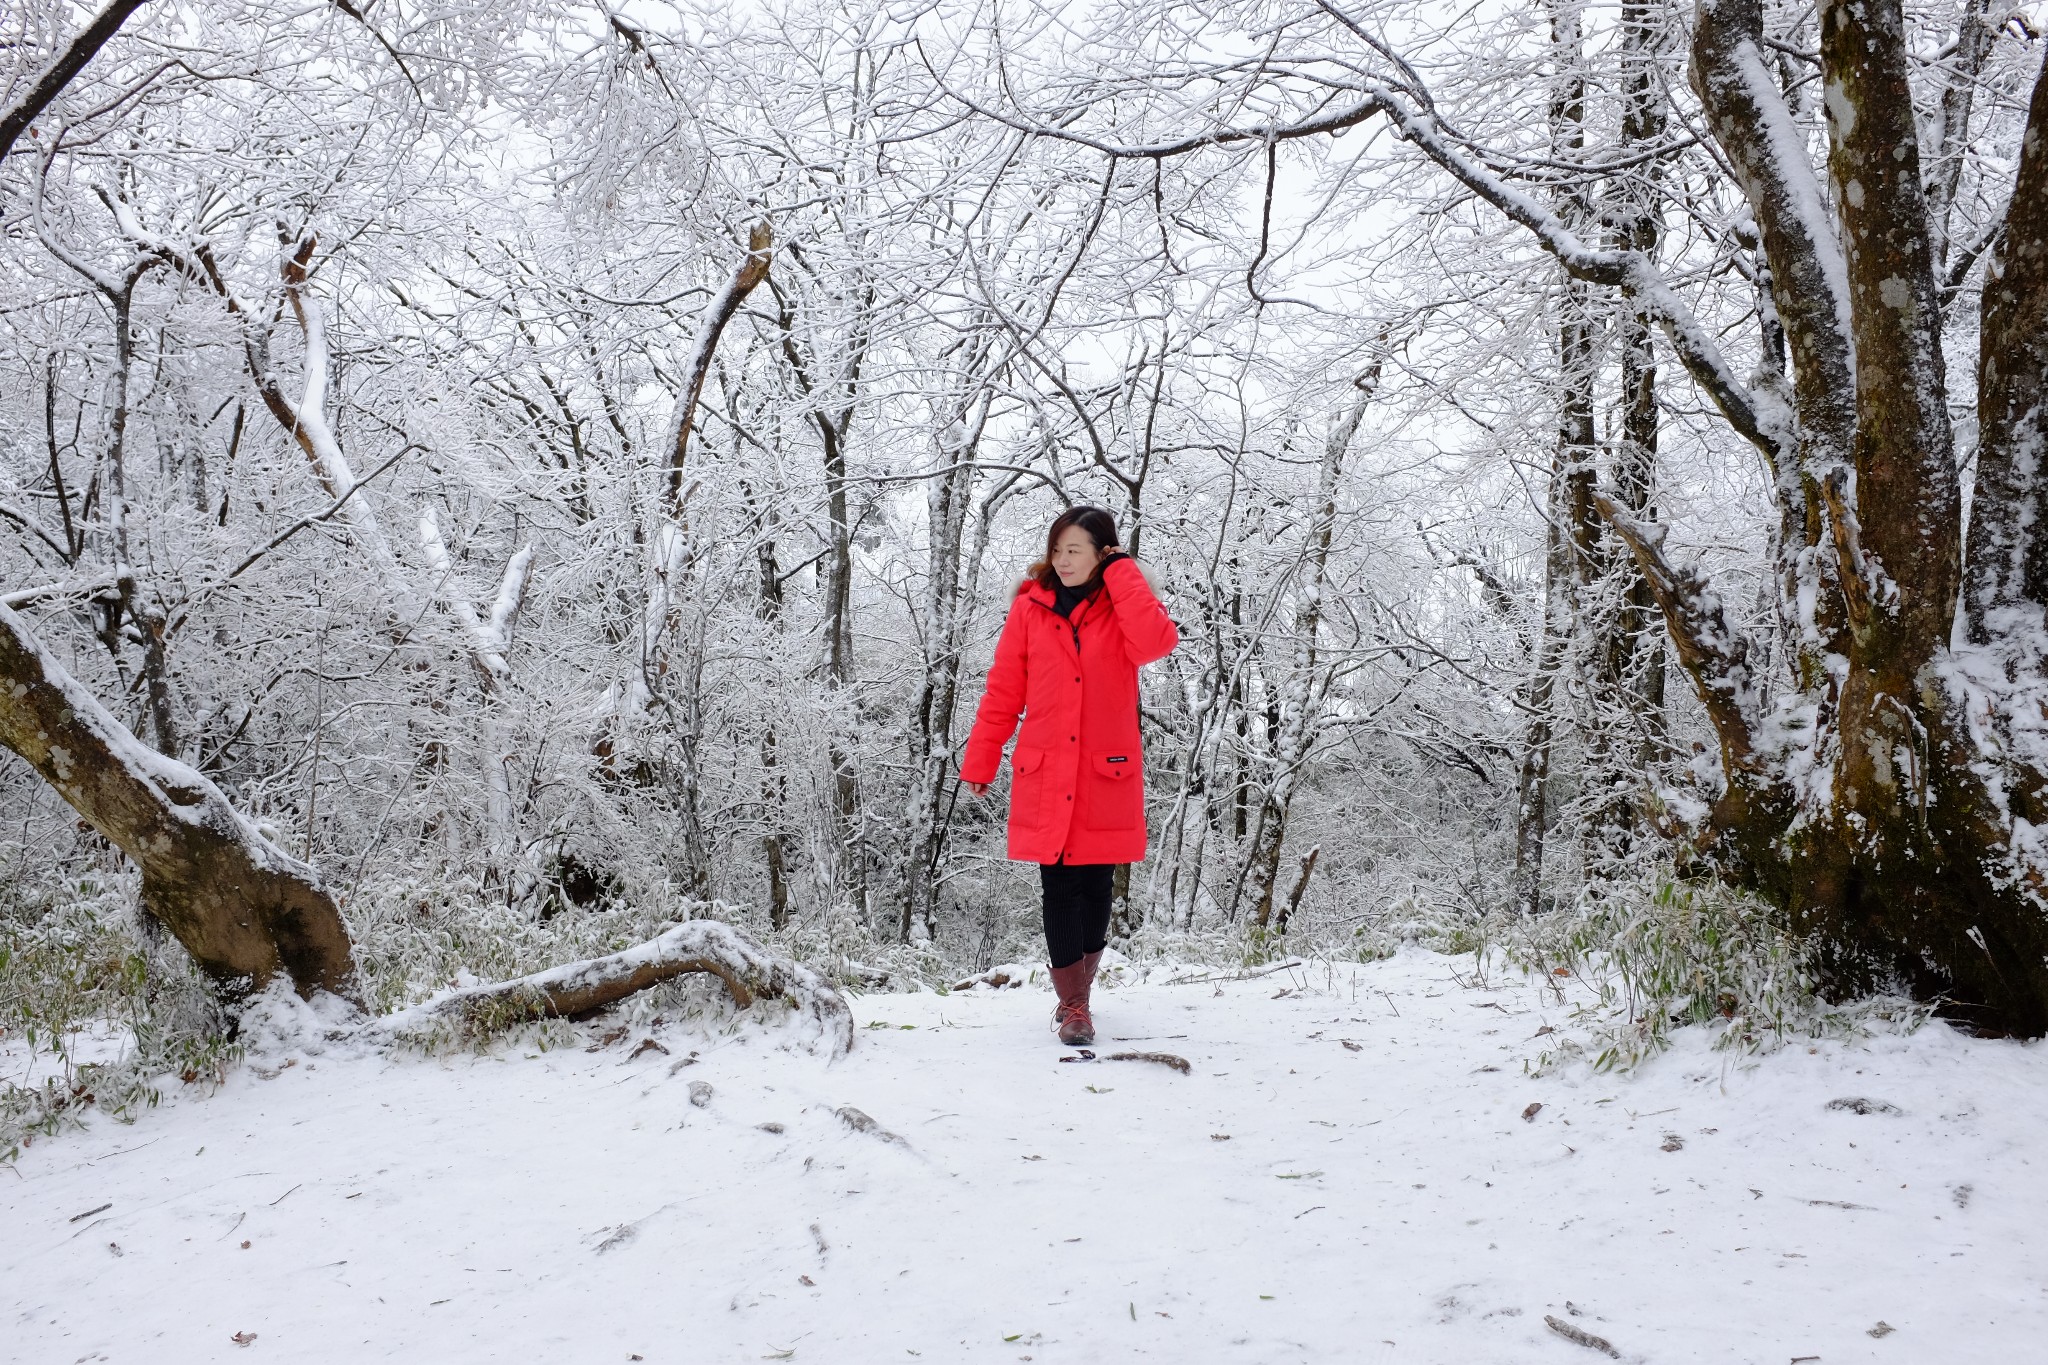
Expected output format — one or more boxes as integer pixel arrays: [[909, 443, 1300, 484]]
[[1544, 1315, 1621, 1358], [834, 1105, 906, 1144], [1162, 960, 1304, 986]]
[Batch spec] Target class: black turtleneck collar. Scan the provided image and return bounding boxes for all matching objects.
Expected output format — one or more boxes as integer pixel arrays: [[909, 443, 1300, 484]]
[[1051, 576, 1100, 619]]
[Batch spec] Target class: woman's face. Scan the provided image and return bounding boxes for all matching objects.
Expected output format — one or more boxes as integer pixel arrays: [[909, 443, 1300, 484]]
[[1050, 525, 1108, 587]]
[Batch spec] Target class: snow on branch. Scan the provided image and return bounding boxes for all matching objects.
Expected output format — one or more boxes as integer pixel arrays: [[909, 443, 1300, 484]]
[[1362, 89, 1795, 471], [1594, 493, 1766, 778], [485, 546, 536, 658], [968, 59, 1794, 475], [931, 69, 1390, 160], [126, 222, 426, 624], [419, 508, 532, 686], [374, 919, 855, 1057], [0, 0, 150, 163], [665, 221, 773, 515]]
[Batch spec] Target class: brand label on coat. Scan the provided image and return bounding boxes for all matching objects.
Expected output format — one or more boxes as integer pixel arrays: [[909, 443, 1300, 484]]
[[1105, 755, 1127, 763]]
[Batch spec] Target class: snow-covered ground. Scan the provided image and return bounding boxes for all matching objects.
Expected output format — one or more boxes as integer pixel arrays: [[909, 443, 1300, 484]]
[[2, 1020, 133, 1090], [5, 949, 2043, 1364]]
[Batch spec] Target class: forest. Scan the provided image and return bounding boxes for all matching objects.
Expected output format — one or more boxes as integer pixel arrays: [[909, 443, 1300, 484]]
[[4, 0, 2048, 1134]]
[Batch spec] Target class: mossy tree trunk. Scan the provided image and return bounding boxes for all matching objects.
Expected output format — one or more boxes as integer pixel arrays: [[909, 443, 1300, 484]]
[[1590, 0, 2048, 1032]]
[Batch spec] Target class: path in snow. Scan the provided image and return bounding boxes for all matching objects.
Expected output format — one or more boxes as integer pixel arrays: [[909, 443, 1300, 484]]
[[4, 949, 2043, 1364]]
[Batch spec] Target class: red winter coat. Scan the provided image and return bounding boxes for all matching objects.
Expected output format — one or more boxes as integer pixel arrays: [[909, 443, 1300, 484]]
[[960, 556, 1179, 865]]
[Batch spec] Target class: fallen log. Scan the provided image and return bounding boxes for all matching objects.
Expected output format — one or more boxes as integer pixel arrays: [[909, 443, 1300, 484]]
[[372, 919, 854, 1056]]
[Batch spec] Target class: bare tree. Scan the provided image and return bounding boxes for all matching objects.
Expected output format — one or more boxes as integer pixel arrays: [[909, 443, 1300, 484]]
[[1246, 366, 1378, 928]]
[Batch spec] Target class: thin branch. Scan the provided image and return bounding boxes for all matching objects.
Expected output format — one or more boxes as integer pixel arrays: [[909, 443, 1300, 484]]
[[0, 0, 151, 163], [665, 222, 774, 515], [164, 445, 417, 641]]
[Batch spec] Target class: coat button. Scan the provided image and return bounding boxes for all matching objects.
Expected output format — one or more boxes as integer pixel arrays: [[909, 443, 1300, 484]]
[[1066, 794, 1072, 801]]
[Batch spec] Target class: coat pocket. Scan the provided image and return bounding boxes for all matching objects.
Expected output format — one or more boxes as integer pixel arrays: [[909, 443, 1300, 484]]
[[1010, 746, 1047, 833], [1086, 752, 1143, 830]]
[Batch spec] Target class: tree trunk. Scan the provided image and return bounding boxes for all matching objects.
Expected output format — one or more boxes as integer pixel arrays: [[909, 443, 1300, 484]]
[[104, 281, 181, 759], [1513, 503, 1567, 917], [1274, 845, 1318, 936], [1515, 2, 1600, 913], [902, 388, 985, 943], [0, 603, 359, 1000], [757, 534, 792, 931], [34, 221, 182, 758], [1249, 373, 1375, 927], [1585, 0, 1671, 864], [1154, 585, 1231, 931], [1923, 0, 2001, 275], [770, 271, 872, 921], [418, 509, 535, 888]]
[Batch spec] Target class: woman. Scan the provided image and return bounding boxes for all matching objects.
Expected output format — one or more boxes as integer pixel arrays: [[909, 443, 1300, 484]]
[[959, 506, 1179, 1045]]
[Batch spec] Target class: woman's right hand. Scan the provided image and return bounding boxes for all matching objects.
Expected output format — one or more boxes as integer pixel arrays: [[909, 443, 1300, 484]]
[[964, 780, 991, 797]]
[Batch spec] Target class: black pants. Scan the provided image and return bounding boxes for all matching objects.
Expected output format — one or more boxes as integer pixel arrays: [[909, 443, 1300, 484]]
[[1040, 862, 1114, 970]]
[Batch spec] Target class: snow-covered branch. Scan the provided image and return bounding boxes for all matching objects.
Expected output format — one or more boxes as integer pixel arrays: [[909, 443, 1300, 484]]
[[1594, 493, 1766, 784], [664, 221, 774, 516], [134, 224, 425, 625], [1362, 87, 1794, 473], [0, 0, 151, 163], [973, 52, 1794, 476], [419, 507, 533, 688], [376, 919, 854, 1057]]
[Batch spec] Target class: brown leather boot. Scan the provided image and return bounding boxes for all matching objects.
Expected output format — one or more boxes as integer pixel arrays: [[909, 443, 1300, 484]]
[[1048, 959, 1096, 1046], [1072, 949, 1104, 1042]]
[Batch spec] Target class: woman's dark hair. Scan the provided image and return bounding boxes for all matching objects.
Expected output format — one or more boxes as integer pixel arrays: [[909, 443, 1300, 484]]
[[1025, 505, 1120, 590]]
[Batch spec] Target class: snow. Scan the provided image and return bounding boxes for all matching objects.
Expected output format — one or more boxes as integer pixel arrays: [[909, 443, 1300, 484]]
[[417, 508, 533, 684], [1, 1021, 134, 1089], [1733, 43, 1856, 352], [6, 950, 2045, 1363]]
